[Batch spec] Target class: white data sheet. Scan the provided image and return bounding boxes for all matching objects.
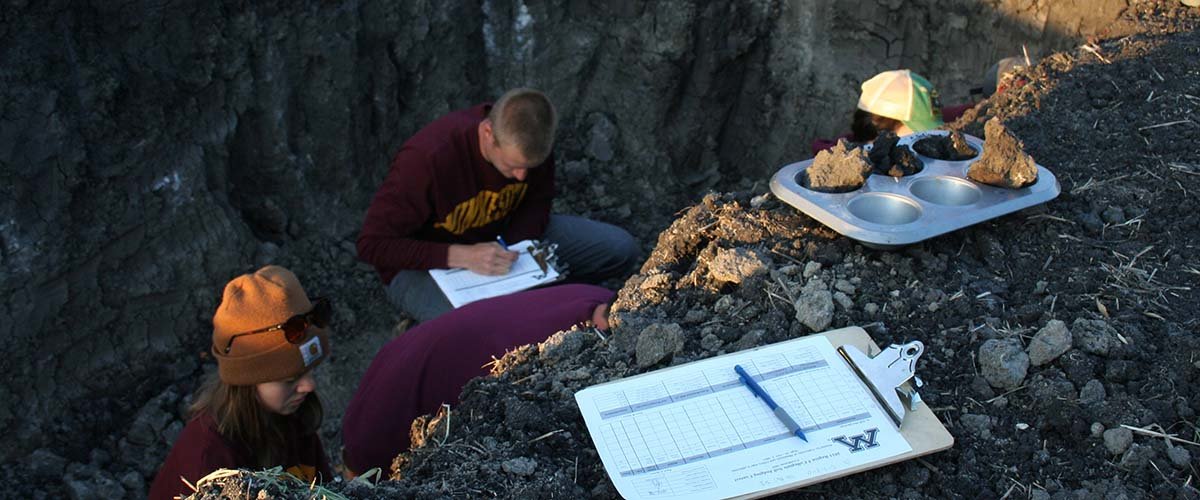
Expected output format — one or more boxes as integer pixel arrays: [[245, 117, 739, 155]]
[[575, 334, 911, 499], [428, 240, 561, 308]]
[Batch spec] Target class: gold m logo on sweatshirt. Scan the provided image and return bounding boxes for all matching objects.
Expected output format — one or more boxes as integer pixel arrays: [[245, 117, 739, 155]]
[[434, 183, 528, 235]]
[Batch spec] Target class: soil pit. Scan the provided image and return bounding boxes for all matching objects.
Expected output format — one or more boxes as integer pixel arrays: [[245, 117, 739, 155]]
[[801, 140, 872, 193], [912, 131, 979, 161], [165, 11, 1200, 497], [868, 132, 924, 177], [966, 118, 1039, 188]]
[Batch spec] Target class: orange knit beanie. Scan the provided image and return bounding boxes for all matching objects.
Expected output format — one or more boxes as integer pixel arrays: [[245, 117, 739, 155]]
[[211, 266, 330, 385]]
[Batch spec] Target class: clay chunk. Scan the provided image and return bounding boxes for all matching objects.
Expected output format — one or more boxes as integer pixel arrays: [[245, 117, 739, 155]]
[[968, 118, 1039, 189], [868, 132, 924, 177], [804, 140, 872, 193], [913, 131, 978, 161]]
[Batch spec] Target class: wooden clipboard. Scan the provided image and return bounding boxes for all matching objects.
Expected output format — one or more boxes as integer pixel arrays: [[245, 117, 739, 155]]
[[737, 326, 954, 498]]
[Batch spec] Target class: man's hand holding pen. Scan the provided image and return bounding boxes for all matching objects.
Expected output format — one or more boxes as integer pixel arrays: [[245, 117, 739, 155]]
[[447, 240, 518, 275]]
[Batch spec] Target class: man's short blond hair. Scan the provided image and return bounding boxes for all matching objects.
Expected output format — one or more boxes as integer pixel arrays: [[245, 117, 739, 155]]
[[488, 88, 557, 163]]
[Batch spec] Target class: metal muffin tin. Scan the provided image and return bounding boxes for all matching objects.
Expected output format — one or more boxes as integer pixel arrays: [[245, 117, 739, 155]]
[[770, 130, 1060, 249]]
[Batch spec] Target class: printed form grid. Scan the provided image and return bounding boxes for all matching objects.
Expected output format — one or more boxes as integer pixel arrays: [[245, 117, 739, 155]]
[[595, 345, 873, 477]]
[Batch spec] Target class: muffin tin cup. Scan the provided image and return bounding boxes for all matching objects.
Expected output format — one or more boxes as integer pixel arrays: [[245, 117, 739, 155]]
[[771, 131, 1061, 249]]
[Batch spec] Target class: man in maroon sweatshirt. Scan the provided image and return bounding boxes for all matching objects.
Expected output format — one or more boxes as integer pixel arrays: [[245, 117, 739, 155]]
[[357, 88, 637, 322]]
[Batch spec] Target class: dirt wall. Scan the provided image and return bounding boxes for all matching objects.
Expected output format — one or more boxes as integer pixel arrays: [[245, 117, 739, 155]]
[[484, 0, 1129, 198], [0, 0, 486, 465], [0, 0, 1132, 490]]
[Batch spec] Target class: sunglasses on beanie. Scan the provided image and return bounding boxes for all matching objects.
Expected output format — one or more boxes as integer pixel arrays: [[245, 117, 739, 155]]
[[221, 297, 332, 354]]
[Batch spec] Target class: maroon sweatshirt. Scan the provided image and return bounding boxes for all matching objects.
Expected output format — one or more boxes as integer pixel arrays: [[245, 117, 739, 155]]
[[357, 104, 555, 284], [340, 284, 614, 474], [148, 412, 332, 500]]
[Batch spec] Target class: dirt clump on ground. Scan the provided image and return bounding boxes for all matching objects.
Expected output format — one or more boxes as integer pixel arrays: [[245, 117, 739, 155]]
[[912, 131, 978, 161], [967, 118, 1040, 188], [868, 132, 925, 177], [802, 140, 873, 192]]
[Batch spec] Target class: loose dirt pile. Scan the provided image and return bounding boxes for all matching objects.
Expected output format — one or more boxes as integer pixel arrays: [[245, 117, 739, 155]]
[[912, 132, 978, 161], [164, 4, 1200, 499], [967, 118, 1040, 189]]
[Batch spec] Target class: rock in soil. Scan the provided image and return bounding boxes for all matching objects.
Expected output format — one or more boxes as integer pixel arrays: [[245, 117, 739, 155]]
[[636, 323, 686, 367], [501, 457, 538, 477], [979, 339, 1030, 390], [967, 118, 1039, 188], [1167, 446, 1191, 468], [1027, 319, 1072, 366], [1079, 379, 1106, 405], [1103, 427, 1134, 455], [793, 281, 834, 332], [1072, 318, 1116, 356]]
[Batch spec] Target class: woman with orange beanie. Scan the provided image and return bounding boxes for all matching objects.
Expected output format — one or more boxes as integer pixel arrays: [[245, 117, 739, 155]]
[[149, 266, 333, 499]]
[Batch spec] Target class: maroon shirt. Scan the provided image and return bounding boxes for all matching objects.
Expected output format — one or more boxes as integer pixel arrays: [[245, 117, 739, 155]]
[[341, 284, 614, 473], [148, 412, 332, 500], [357, 104, 555, 284]]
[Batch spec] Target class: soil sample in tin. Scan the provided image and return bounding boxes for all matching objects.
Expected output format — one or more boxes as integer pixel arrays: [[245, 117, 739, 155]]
[[913, 131, 978, 160], [802, 140, 873, 193], [868, 132, 924, 177], [968, 118, 1039, 188]]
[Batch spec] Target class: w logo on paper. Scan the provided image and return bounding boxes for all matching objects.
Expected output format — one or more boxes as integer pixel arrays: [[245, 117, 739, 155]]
[[831, 428, 881, 453]]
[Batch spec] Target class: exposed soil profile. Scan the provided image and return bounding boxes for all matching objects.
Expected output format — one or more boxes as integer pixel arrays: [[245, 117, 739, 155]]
[[913, 131, 979, 161], [13, 3, 1200, 500], [802, 141, 873, 193], [328, 9, 1197, 499]]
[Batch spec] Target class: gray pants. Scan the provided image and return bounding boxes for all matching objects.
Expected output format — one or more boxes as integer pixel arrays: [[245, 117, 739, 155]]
[[386, 214, 638, 322]]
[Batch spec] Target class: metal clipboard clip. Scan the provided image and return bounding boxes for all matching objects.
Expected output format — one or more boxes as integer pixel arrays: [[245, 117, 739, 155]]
[[837, 340, 925, 428], [524, 240, 565, 280]]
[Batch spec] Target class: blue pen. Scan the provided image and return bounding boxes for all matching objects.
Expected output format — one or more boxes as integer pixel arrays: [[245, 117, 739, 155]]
[[734, 364, 808, 442], [495, 235, 509, 249]]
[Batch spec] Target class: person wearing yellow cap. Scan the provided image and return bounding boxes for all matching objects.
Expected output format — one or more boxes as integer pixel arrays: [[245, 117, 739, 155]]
[[852, 69, 945, 140], [149, 266, 333, 500], [811, 70, 965, 156]]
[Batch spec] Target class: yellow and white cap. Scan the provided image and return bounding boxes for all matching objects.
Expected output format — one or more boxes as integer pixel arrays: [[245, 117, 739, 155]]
[[857, 70, 943, 133]]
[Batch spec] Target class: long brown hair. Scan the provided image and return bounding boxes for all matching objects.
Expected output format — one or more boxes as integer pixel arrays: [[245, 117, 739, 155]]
[[188, 372, 324, 468]]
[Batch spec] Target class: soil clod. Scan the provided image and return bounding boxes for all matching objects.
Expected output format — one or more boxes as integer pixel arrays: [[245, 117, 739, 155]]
[[802, 140, 872, 192], [912, 131, 978, 160], [867, 132, 925, 177], [967, 118, 1039, 188], [979, 338, 1030, 389]]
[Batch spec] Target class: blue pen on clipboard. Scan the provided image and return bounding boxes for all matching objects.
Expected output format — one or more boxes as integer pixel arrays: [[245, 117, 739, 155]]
[[734, 364, 808, 442], [495, 235, 509, 249]]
